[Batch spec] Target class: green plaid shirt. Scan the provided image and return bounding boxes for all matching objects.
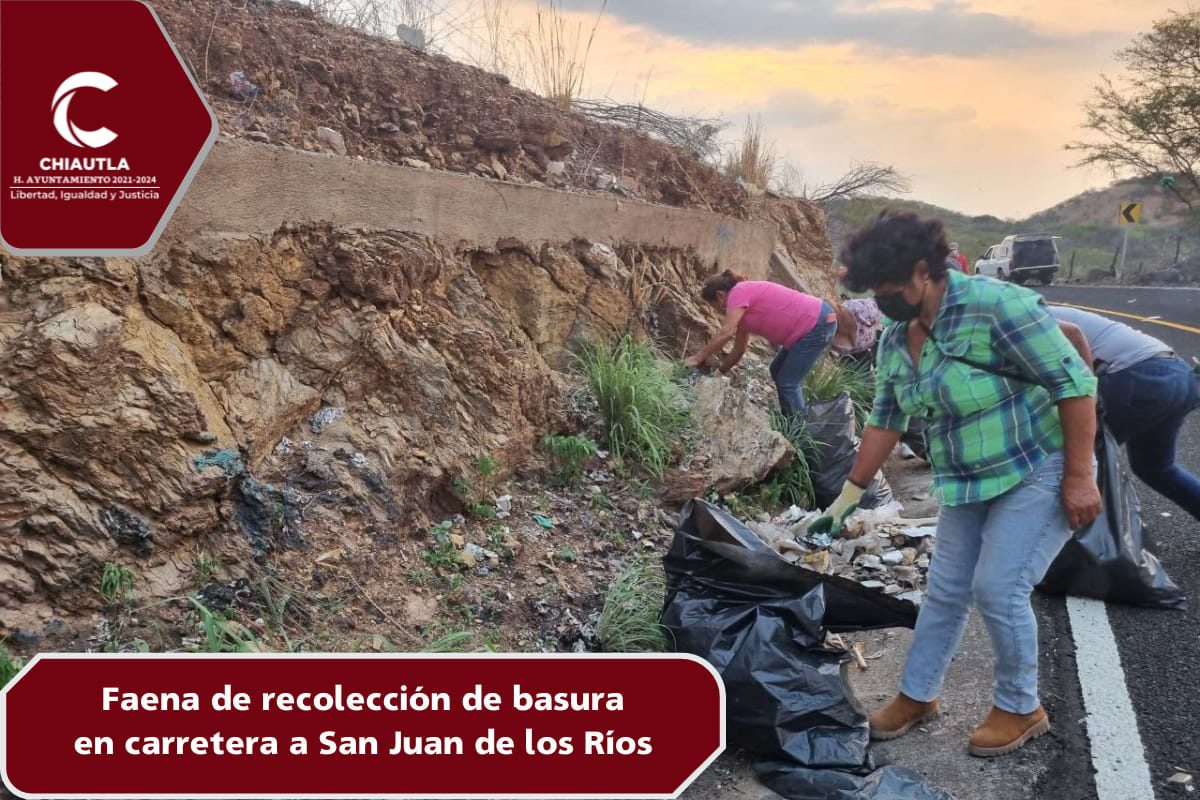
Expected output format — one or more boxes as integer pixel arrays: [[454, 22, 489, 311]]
[[868, 270, 1096, 506]]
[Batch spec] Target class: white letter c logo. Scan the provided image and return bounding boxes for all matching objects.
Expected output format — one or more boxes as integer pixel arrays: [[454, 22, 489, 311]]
[[52, 71, 118, 149]]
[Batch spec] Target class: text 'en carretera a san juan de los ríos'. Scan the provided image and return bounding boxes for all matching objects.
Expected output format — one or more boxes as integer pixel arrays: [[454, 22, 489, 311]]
[[76, 684, 654, 758]]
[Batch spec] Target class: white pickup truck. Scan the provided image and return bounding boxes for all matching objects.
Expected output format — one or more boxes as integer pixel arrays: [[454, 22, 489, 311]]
[[974, 234, 1060, 285]]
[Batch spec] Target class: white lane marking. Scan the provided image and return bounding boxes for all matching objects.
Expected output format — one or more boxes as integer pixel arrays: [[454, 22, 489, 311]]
[[1067, 596, 1157, 800], [1047, 285, 1200, 293]]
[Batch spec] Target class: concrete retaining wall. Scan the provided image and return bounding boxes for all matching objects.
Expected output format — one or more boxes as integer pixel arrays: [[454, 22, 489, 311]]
[[165, 138, 780, 278]]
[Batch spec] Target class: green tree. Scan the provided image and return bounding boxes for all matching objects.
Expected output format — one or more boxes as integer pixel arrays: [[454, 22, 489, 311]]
[[1067, 10, 1200, 213]]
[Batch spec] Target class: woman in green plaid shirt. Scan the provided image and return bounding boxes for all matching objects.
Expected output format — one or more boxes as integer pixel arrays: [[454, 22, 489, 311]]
[[811, 211, 1102, 758]]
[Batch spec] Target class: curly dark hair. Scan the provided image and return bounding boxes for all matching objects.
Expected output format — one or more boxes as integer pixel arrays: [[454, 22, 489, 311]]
[[839, 210, 951, 293]]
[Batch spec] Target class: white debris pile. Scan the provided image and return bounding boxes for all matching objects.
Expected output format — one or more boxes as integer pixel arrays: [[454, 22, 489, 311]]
[[745, 502, 937, 605]]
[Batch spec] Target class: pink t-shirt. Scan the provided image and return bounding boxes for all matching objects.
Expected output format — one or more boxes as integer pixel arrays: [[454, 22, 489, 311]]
[[726, 281, 823, 347]]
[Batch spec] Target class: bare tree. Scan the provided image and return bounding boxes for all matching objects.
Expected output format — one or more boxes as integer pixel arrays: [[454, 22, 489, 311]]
[[573, 99, 726, 161], [799, 162, 910, 203], [1066, 10, 1200, 211]]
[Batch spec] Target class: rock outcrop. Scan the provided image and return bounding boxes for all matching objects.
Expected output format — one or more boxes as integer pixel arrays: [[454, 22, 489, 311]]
[[1, 223, 817, 632]]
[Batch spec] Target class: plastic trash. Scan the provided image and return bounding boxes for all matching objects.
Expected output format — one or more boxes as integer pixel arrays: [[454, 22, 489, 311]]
[[663, 500, 918, 633], [1038, 420, 1186, 610], [805, 393, 893, 510], [228, 70, 259, 101], [662, 500, 951, 800]]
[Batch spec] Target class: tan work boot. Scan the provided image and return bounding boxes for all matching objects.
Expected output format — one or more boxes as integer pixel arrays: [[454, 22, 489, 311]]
[[868, 693, 941, 741], [968, 705, 1050, 757]]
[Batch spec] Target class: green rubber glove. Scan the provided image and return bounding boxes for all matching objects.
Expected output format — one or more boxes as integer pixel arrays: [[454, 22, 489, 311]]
[[809, 480, 867, 537]]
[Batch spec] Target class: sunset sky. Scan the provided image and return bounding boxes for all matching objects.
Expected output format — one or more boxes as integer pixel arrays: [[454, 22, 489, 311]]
[[445, 0, 1183, 219]]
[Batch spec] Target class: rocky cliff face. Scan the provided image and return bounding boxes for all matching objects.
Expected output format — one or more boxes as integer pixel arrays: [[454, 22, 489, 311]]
[[0, 221, 817, 632]]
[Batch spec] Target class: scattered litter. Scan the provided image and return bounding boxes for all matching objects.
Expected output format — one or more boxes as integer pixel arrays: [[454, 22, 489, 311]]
[[395, 23, 427, 50], [193, 449, 244, 478], [496, 495, 513, 518], [776, 505, 808, 525], [803, 530, 834, 549], [1167, 772, 1194, 793], [856, 554, 884, 571], [228, 70, 258, 100], [531, 513, 555, 529], [350, 452, 368, 468], [851, 642, 868, 670], [309, 406, 344, 434], [1161, 512, 1173, 518]]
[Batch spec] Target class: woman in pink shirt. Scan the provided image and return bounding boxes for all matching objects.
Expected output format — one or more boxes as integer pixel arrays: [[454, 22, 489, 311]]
[[684, 270, 837, 419]]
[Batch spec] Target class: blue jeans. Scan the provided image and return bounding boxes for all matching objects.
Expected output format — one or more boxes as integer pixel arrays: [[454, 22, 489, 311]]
[[1099, 355, 1200, 521], [769, 303, 836, 418], [900, 451, 1072, 714]]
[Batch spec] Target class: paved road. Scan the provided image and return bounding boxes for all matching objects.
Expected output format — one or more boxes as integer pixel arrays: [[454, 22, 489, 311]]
[[1037, 285, 1200, 800]]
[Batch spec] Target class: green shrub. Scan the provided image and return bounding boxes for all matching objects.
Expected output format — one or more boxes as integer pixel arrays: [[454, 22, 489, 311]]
[[187, 596, 261, 652], [99, 562, 135, 603], [804, 357, 874, 429], [0, 646, 22, 689], [596, 558, 669, 653], [759, 410, 817, 509], [453, 453, 502, 518], [576, 336, 690, 477], [542, 433, 599, 487]]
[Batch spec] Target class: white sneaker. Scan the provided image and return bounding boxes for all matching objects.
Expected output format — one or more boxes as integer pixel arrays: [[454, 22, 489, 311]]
[[898, 443, 917, 460]]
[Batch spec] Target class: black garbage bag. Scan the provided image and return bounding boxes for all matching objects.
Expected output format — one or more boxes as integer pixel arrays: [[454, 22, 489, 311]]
[[663, 499, 918, 634], [662, 501, 952, 800], [665, 582, 870, 767], [755, 761, 955, 800], [1038, 420, 1186, 610], [806, 393, 893, 510]]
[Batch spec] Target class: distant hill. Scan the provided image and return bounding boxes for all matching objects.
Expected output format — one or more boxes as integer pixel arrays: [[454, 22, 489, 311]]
[[826, 177, 1195, 280]]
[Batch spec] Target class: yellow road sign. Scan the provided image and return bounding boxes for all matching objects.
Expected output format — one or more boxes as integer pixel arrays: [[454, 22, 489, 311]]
[[1119, 202, 1142, 224]]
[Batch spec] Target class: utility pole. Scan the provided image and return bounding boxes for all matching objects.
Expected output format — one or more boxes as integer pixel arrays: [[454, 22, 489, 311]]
[[1117, 201, 1140, 278], [1117, 225, 1129, 278]]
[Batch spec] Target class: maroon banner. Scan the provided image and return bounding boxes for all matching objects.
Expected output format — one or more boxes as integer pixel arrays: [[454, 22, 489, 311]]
[[1, 654, 724, 798], [0, 0, 218, 256]]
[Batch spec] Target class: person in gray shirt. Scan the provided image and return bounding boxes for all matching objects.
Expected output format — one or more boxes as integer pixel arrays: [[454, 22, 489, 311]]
[[1051, 305, 1200, 521]]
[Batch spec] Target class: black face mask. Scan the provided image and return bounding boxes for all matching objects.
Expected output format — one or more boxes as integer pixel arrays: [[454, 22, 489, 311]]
[[875, 285, 924, 322]]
